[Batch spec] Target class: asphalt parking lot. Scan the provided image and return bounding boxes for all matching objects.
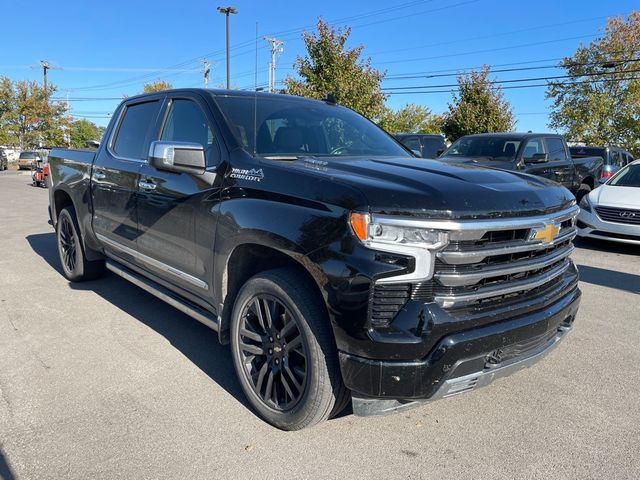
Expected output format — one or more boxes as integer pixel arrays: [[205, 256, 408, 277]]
[[0, 170, 638, 480]]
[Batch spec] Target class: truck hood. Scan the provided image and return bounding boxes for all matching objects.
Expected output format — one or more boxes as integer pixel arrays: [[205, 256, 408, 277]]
[[438, 155, 517, 171], [292, 156, 574, 219]]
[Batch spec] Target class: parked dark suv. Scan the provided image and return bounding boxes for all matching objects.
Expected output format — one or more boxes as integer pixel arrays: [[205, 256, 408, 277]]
[[570, 145, 634, 183], [394, 134, 446, 159]]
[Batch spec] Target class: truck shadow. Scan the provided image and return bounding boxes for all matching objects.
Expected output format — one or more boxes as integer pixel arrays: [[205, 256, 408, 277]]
[[573, 237, 638, 256], [25, 232, 248, 410], [0, 447, 16, 480], [26, 232, 354, 421], [577, 264, 640, 295]]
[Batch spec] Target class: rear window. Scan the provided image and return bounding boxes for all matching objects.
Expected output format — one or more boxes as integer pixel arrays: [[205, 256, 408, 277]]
[[112, 101, 161, 159], [569, 147, 606, 160], [19, 152, 37, 159]]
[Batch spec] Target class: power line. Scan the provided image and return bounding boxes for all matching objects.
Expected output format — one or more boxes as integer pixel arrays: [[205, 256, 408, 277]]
[[384, 54, 640, 80], [383, 67, 640, 91], [375, 33, 598, 66], [384, 74, 640, 95]]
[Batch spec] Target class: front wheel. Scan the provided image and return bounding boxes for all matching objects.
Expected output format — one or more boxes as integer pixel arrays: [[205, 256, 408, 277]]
[[56, 206, 105, 281], [230, 268, 347, 430]]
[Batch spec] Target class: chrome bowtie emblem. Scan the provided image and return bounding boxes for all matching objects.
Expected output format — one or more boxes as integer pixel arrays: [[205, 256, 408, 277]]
[[530, 223, 561, 244]]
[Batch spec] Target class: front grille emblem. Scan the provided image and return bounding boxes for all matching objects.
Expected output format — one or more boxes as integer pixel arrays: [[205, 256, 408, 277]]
[[620, 211, 636, 218], [530, 223, 561, 244]]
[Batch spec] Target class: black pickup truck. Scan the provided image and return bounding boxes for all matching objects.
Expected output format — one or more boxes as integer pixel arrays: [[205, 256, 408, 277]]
[[439, 133, 603, 201], [48, 89, 581, 430]]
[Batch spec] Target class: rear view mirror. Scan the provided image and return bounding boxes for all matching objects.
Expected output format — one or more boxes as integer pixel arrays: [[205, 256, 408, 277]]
[[524, 153, 548, 164], [148, 141, 206, 174]]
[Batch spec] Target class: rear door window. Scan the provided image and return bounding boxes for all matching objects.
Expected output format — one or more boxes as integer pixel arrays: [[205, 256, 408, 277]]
[[545, 137, 568, 161], [112, 101, 161, 160]]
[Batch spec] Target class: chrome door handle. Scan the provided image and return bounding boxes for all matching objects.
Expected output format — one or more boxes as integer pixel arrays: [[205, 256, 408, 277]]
[[138, 179, 157, 190], [93, 171, 106, 180]]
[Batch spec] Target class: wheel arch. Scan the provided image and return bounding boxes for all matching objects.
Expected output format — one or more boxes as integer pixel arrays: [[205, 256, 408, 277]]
[[218, 241, 329, 344]]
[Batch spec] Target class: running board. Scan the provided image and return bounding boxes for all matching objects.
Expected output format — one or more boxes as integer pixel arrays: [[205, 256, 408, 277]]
[[105, 259, 219, 332]]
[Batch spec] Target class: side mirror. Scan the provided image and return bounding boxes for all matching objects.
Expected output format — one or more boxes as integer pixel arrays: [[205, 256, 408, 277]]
[[148, 141, 206, 174], [436, 148, 445, 157], [524, 152, 549, 164]]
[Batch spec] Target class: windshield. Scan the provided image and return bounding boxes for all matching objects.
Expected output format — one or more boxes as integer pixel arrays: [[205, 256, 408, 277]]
[[19, 152, 37, 159], [212, 94, 410, 158], [444, 136, 521, 161], [609, 163, 640, 187]]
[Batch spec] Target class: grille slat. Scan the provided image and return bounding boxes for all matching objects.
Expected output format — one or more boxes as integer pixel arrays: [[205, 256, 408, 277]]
[[370, 284, 411, 327], [431, 208, 579, 309], [595, 206, 640, 225]]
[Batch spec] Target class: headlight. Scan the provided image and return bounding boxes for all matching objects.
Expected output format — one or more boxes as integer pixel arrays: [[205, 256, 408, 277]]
[[350, 213, 449, 249], [579, 194, 592, 213], [349, 212, 450, 284]]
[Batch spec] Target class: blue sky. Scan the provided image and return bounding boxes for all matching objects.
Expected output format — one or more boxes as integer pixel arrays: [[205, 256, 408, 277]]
[[1, 0, 637, 130]]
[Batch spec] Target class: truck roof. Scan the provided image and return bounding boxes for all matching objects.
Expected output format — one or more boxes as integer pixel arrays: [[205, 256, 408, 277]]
[[460, 132, 564, 139], [121, 88, 331, 105]]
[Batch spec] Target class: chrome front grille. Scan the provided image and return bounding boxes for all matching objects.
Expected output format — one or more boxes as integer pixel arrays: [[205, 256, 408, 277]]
[[432, 207, 578, 309], [595, 206, 640, 225]]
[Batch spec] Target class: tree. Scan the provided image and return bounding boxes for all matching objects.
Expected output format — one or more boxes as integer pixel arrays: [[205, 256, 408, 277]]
[[378, 104, 443, 134], [547, 12, 640, 154], [285, 19, 387, 120], [0, 78, 70, 148], [69, 119, 102, 148], [442, 66, 515, 142], [142, 80, 173, 93]]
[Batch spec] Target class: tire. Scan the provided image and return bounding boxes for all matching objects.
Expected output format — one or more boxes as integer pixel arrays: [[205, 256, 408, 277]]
[[230, 268, 347, 430], [56, 206, 105, 282], [576, 183, 591, 203]]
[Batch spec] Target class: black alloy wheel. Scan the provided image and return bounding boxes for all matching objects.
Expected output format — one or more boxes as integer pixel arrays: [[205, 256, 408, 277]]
[[230, 269, 347, 430], [58, 213, 78, 274], [237, 295, 308, 411]]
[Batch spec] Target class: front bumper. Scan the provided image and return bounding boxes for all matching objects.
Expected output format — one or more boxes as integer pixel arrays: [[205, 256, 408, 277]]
[[341, 285, 580, 416], [577, 209, 640, 245]]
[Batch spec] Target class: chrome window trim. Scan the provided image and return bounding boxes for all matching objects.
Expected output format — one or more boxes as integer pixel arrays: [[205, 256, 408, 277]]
[[96, 233, 209, 291]]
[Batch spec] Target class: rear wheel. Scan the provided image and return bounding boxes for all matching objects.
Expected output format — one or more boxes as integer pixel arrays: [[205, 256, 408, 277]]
[[56, 206, 105, 281], [230, 268, 347, 430]]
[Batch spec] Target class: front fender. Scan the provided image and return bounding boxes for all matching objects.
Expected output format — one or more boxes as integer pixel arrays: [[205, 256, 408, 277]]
[[213, 196, 350, 302]]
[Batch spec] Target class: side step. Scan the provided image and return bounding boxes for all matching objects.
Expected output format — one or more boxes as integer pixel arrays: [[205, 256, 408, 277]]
[[105, 259, 219, 332]]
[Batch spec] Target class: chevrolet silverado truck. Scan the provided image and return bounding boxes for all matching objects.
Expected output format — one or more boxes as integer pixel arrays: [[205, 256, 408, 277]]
[[439, 133, 603, 202], [48, 89, 581, 430]]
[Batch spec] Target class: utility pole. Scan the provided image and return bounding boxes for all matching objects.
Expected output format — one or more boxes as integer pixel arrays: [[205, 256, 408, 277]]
[[263, 37, 284, 93], [39, 60, 62, 98], [201, 58, 211, 88], [217, 6, 237, 89], [40, 60, 50, 96]]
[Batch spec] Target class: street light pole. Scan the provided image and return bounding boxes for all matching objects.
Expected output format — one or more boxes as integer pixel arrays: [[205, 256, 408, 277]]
[[217, 6, 237, 89]]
